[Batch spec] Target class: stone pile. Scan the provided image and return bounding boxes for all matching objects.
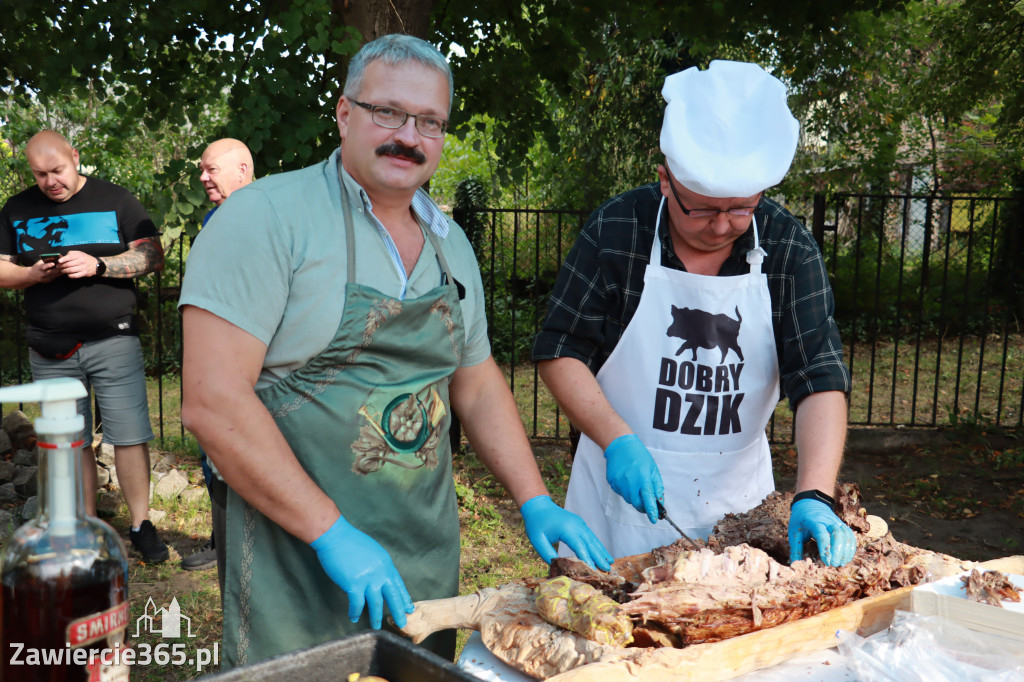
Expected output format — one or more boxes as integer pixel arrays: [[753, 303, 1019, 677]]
[[0, 409, 192, 540]]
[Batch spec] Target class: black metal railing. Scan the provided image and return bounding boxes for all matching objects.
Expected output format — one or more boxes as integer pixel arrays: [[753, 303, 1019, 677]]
[[462, 192, 1024, 442], [819, 192, 1024, 433]]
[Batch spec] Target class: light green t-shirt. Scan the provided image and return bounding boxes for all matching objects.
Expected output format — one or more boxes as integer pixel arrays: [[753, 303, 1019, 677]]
[[179, 148, 491, 390]]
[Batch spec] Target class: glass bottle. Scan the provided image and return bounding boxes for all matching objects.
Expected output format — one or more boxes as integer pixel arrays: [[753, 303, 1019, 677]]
[[0, 378, 130, 681]]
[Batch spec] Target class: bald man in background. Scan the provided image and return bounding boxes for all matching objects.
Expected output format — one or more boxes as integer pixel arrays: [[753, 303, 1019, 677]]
[[180, 137, 254, 581], [199, 137, 254, 221], [0, 130, 168, 563]]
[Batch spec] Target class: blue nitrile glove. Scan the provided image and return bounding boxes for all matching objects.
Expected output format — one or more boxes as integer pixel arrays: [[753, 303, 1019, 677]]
[[520, 495, 613, 572], [603, 434, 665, 524], [310, 515, 415, 629], [788, 499, 857, 567]]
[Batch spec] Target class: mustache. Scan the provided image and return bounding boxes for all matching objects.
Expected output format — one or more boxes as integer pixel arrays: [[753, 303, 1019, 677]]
[[375, 142, 426, 165]]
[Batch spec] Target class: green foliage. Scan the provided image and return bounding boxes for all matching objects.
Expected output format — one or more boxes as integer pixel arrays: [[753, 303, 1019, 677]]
[[452, 176, 488, 252], [468, 207, 584, 364], [2, 0, 923, 227], [485, 288, 541, 365], [432, 115, 501, 208], [776, 3, 1024, 201], [925, 0, 1024, 149], [0, 0, 365, 233], [530, 32, 695, 209], [436, 0, 910, 195]]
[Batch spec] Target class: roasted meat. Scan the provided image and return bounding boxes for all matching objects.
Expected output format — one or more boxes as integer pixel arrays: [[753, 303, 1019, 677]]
[[961, 568, 1022, 607], [403, 482, 983, 680], [549, 483, 965, 646]]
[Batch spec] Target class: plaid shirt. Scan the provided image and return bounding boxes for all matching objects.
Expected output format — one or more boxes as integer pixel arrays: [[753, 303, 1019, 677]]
[[532, 183, 850, 408]]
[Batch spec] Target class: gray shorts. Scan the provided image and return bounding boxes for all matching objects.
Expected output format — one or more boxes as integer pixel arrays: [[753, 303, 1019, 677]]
[[29, 335, 155, 446]]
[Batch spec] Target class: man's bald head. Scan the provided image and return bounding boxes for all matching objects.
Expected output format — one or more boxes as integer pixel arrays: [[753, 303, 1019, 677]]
[[24, 130, 84, 203], [199, 138, 254, 205]]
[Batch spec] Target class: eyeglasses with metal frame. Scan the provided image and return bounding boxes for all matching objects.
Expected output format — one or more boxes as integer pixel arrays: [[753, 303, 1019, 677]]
[[667, 173, 761, 218], [350, 100, 448, 138]]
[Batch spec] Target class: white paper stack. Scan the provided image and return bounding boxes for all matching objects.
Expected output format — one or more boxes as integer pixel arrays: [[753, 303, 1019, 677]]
[[911, 570, 1024, 642]]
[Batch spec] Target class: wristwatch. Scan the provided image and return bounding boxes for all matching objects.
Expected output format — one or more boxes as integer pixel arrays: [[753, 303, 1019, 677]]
[[95, 258, 107, 277]]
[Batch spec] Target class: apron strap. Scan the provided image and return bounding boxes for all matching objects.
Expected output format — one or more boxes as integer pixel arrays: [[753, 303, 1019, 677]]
[[338, 155, 359, 285], [745, 215, 766, 275], [651, 197, 667, 268]]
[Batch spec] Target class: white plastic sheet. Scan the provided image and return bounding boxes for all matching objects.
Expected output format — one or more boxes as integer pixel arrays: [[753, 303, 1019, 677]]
[[836, 610, 1024, 682]]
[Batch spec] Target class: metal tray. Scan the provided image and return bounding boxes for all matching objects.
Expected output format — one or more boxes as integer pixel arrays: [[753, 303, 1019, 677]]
[[198, 630, 479, 682]]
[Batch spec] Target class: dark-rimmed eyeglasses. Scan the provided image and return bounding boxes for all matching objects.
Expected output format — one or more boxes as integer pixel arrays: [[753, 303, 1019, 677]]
[[667, 174, 760, 218], [351, 100, 448, 138]]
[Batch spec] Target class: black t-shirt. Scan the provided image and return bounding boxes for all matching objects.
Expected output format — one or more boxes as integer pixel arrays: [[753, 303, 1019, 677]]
[[0, 177, 158, 339]]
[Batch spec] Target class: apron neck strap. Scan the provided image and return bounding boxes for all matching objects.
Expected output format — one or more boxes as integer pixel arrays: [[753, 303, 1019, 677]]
[[651, 197, 667, 268], [745, 215, 766, 275], [338, 155, 359, 285]]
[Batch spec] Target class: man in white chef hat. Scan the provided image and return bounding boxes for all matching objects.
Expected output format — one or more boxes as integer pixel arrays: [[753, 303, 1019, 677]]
[[533, 60, 857, 566]]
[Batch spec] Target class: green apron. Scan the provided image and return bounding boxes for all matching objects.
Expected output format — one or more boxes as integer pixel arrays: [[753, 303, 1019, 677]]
[[222, 170, 465, 667]]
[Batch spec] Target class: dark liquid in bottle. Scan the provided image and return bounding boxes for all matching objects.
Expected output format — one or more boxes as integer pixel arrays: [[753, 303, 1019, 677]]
[[2, 557, 128, 682]]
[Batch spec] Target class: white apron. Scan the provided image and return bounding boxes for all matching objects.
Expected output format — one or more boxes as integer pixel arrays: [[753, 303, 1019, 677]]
[[562, 198, 780, 558]]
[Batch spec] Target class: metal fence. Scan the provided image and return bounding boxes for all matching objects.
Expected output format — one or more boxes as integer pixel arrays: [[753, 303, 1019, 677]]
[[2, 192, 1021, 446], [461, 192, 1024, 443], [818, 192, 1024, 433]]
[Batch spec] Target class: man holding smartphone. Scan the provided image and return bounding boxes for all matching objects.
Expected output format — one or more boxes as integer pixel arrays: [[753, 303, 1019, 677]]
[[0, 130, 169, 564]]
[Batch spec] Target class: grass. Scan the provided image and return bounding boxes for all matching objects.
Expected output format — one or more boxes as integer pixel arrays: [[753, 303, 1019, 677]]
[[2, 337, 1022, 679], [845, 334, 1024, 428]]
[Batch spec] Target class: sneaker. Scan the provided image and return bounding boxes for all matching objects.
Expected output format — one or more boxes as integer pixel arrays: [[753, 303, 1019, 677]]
[[181, 537, 216, 571], [129, 520, 170, 564]]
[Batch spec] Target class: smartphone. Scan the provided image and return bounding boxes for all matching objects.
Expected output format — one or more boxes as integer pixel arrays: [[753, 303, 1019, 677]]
[[40, 253, 61, 264]]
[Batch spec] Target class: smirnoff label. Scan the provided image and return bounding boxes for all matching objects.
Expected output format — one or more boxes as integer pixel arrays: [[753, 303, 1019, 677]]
[[67, 602, 130, 647]]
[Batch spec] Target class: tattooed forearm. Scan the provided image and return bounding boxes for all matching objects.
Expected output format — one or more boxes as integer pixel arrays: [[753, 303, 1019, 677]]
[[103, 238, 165, 278]]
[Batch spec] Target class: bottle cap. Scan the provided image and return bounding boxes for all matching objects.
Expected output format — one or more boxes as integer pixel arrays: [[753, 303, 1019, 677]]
[[0, 378, 86, 435]]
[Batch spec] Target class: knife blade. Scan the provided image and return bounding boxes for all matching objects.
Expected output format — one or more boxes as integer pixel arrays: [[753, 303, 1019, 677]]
[[656, 500, 700, 549]]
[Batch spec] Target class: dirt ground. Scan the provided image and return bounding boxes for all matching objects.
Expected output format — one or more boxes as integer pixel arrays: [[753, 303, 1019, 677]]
[[775, 429, 1024, 563]]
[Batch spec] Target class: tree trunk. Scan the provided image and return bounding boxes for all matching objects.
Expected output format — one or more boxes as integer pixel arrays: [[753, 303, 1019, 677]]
[[324, 0, 439, 111], [333, 0, 436, 40]]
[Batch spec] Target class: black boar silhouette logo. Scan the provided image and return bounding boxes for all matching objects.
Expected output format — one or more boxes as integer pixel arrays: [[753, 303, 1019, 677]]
[[666, 305, 744, 363]]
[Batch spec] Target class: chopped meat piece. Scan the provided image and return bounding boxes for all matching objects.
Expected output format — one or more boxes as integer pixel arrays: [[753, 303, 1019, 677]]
[[834, 482, 873, 534], [961, 568, 1022, 607], [705, 492, 792, 563], [549, 552, 664, 602], [535, 576, 634, 646]]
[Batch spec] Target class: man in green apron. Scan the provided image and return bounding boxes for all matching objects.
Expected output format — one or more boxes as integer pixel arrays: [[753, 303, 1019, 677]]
[[178, 34, 612, 669]]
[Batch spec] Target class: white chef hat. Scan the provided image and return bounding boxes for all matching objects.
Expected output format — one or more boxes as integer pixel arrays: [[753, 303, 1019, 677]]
[[660, 60, 799, 198]]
